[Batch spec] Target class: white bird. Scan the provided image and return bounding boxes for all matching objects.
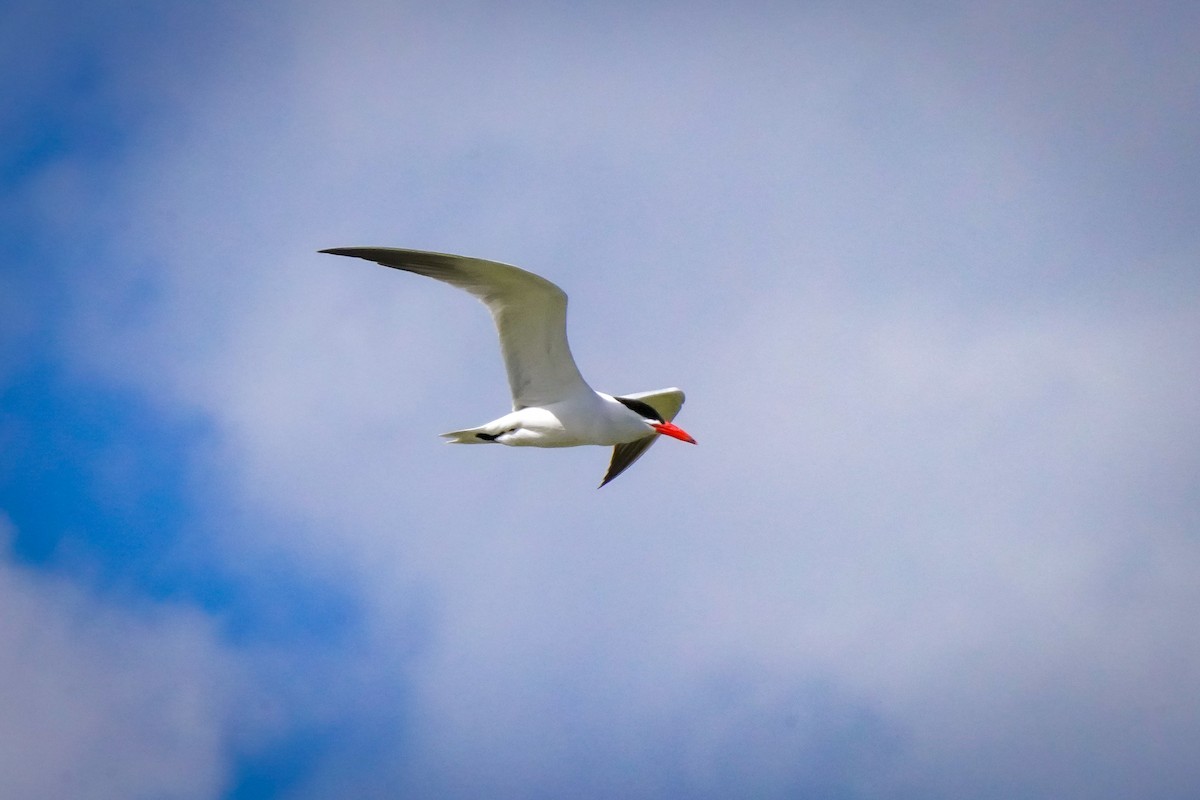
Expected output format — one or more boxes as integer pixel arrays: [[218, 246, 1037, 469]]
[[320, 247, 696, 487]]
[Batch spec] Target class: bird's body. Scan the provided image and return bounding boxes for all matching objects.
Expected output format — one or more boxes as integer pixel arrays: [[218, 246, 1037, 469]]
[[442, 393, 647, 448], [320, 247, 695, 486]]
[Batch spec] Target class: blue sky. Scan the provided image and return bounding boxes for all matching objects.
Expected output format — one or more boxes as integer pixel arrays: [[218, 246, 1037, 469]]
[[3, 2, 1199, 798]]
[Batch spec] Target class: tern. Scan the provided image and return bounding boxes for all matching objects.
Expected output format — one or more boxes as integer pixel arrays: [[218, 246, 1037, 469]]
[[320, 247, 696, 487]]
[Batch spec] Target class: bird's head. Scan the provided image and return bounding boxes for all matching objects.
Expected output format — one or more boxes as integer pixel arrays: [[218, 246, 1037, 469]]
[[615, 395, 697, 444]]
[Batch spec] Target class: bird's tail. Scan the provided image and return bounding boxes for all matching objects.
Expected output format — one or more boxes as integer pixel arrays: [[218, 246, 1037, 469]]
[[439, 426, 495, 444]]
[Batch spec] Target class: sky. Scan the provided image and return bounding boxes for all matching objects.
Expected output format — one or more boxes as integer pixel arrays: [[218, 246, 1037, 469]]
[[2, 1, 1199, 798]]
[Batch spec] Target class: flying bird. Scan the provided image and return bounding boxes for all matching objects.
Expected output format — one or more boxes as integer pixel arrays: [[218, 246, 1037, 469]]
[[320, 247, 695, 487]]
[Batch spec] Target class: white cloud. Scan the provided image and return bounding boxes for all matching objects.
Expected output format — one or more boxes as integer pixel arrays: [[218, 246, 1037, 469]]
[[21, 1, 1200, 797], [0, 516, 236, 800]]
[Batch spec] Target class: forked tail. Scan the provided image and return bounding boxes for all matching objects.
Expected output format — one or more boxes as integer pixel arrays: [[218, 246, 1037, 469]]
[[440, 426, 495, 444]]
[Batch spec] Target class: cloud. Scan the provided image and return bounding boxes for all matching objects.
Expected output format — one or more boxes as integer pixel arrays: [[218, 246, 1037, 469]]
[[0, 515, 235, 799], [9, 1, 1200, 797]]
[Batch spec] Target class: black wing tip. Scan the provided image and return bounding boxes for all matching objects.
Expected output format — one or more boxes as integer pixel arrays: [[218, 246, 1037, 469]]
[[318, 247, 476, 272], [598, 448, 622, 489], [319, 247, 419, 269], [597, 436, 658, 489], [319, 246, 463, 258]]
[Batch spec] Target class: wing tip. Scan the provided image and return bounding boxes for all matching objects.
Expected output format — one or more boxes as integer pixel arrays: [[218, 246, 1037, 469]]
[[597, 447, 621, 489], [597, 435, 659, 489]]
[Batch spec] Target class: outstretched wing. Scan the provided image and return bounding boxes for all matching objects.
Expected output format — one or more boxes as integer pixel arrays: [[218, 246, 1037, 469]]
[[599, 387, 686, 487], [321, 247, 592, 409]]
